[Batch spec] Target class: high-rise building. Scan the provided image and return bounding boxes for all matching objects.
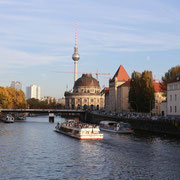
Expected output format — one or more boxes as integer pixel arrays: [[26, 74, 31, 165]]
[[26, 85, 40, 100], [10, 81, 22, 90]]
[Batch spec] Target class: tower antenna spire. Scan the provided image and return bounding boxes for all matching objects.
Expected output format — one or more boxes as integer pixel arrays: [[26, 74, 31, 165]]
[[75, 23, 77, 47], [72, 22, 80, 84]]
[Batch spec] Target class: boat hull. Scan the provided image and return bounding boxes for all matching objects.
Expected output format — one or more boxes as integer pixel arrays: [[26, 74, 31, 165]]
[[2, 116, 14, 123], [100, 127, 133, 134], [3, 120, 14, 123], [55, 128, 103, 140]]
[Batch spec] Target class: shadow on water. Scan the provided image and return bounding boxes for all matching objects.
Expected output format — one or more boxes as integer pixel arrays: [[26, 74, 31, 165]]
[[132, 130, 180, 145]]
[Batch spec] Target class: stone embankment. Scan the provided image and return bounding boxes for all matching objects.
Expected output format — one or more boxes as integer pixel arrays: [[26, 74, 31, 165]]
[[81, 112, 180, 137]]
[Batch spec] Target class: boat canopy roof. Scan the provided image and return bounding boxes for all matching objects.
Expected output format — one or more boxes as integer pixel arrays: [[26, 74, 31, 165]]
[[100, 121, 118, 125], [66, 119, 75, 123]]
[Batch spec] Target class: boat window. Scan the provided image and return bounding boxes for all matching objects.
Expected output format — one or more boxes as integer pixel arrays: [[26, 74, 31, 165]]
[[109, 123, 117, 126]]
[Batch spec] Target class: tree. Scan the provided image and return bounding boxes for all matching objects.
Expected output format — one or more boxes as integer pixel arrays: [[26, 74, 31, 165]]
[[26, 98, 64, 109], [0, 87, 27, 109], [161, 65, 180, 95], [0, 87, 11, 108], [129, 71, 155, 113], [27, 98, 41, 109], [140, 71, 155, 113], [129, 71, 141, 112]]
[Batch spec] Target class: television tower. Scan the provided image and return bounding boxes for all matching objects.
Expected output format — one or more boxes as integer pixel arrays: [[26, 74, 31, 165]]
[[72, 24, 80, 84]]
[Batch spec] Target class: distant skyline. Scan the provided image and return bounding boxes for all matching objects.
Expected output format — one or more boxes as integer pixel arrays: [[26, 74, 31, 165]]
[[0, 0, 180, 98]]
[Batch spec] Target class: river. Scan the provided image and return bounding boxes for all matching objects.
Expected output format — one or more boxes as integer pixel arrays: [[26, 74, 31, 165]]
[[0, 116, 180, 180]]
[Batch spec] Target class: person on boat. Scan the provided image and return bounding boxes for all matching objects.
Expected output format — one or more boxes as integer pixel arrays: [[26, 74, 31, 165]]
[[116, 123, 120, 131]]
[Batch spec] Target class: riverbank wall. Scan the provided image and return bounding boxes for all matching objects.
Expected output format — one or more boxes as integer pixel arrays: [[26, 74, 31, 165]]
[[81, 112, 180, 137]]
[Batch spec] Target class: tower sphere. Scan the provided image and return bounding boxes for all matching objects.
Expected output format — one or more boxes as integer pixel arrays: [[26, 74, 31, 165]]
[[72, 51, 80, 61]]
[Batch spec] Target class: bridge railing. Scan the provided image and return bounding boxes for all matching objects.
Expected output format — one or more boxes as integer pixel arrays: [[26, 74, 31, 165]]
[[0, 109, 85, 113]]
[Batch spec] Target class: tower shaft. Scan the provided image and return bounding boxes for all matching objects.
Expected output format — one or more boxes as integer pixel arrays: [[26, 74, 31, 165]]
[[74, 61, 78, 82]]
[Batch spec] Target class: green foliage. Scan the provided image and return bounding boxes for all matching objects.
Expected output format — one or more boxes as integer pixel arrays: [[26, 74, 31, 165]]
[[129, 71, 155, 113], [27, 98, 41, 109], [26, 98, 65, 109], [128, 71, 141, 112], [0, 87, 28, 109], [161, 65, 180, 95]]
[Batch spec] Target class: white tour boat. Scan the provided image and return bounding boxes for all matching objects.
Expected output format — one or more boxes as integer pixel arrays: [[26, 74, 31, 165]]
[[2, 114, 15, 123], [99, 121, 133, 134], [55, 120, 104, 140]]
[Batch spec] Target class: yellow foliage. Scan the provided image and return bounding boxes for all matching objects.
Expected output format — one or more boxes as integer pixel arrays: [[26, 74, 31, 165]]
[[0, 87, 27, 109]]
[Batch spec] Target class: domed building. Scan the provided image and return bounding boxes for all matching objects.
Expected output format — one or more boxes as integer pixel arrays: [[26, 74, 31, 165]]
[[65, 74, 104, 110]]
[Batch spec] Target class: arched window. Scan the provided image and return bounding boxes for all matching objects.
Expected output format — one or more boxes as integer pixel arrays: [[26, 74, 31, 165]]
[[91, 105, 94, 110]]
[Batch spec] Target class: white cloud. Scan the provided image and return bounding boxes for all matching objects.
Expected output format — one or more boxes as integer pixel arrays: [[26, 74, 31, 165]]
[[0, 0, 31, 6], [0, 47, 70, 69]]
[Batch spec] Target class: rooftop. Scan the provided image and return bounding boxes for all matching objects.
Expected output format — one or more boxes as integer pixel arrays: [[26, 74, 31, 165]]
[[110, 65, 130, 82]]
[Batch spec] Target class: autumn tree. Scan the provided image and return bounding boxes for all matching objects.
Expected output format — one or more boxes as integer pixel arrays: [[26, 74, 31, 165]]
[[0, 87, 27, 109], [161, 65, 180, 95], [0, 87, 11, 108]]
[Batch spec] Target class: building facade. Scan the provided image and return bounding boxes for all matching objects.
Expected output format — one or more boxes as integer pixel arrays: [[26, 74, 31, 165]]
[[65, 74, 104, 110], [151, 82, 166, 115], [107, 65, 130, 112], [167, 75, 180, 116], [10, 81, 22, 90], [116, 80, 130, 113], [26, 85, 40, 100], [116, 81, 165, 115], [102, 88, 109, 111]]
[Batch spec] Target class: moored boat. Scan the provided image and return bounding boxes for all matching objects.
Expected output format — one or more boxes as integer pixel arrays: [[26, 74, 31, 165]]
[[2, 114, 15, 123], [99, 121, 133, 134], [14, 114, 26, 121], [55, 120, 104, 140]]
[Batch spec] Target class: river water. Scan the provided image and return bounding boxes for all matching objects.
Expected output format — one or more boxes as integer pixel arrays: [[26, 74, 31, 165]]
[[0, 116, 180, 180]]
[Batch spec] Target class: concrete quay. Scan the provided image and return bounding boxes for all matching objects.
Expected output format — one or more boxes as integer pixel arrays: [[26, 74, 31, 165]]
[[81, 112, 180, 137]]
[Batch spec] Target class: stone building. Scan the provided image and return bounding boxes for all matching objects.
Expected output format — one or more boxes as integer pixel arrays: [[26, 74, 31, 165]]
[[101, 87, 109, 111], [151, 82, 166, 115], [107, 65, 130, 112], [116, 80, 166, 115], [105, 64, 166, 114], [64, 74, 104, 110], [166, 75, 180, 116], [116, 80, 130, 113]]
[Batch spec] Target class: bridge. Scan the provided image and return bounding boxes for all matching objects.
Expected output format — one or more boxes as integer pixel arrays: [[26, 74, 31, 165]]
[[0, 109, 86, 122], [0, 109, 85, 114]]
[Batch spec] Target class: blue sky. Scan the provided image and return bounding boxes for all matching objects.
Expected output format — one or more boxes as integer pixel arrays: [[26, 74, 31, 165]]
[[0, 0, 180, 98]]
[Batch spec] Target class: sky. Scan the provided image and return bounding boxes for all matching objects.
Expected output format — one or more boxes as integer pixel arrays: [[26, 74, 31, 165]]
[[0, 0, 180, 98]]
